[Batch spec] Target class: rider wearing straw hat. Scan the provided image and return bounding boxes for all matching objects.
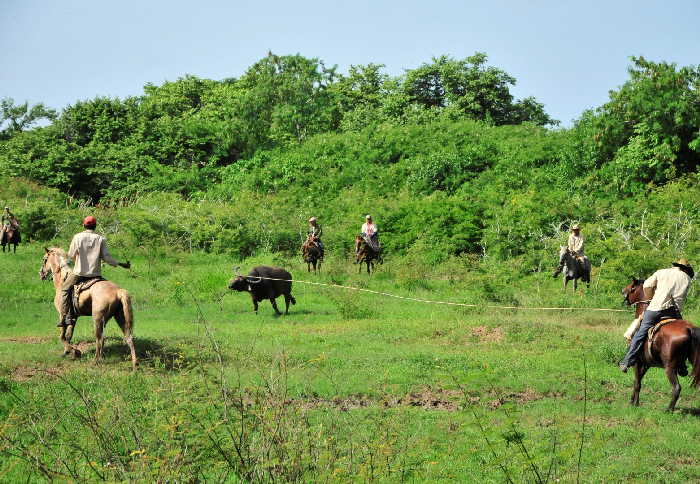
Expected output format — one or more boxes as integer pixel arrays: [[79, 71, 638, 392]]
[[567, 224, 585, 259], [1, 206, 18, 234], [619, 258, 695, 373], [361, 214, 380, 252], [307, 216, 324, 260]]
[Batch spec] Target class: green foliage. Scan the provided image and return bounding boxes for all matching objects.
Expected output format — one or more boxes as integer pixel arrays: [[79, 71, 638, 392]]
[[0, 97, 57, 140], [580, 57, 700, 193]]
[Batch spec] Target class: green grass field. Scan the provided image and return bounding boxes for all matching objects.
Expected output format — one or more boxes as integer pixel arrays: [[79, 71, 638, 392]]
[[2, 244, 700, 482]]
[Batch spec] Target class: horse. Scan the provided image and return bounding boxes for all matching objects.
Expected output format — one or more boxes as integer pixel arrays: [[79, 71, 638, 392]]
[[622, 277, 648, 341], [621, 278, 700, 411], [355, 235, 380, 274], [552, 246, 590, 290], [39, 248, 138, 369], [302, 235, 322, 273], [1, 225, 20, 253]]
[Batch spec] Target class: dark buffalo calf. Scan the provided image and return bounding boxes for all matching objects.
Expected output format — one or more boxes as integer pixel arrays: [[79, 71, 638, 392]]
[[228, 266, 296, 315]]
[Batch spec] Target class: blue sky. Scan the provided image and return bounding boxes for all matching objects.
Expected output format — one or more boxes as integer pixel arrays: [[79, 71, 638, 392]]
[[2, 0, 698, 126]]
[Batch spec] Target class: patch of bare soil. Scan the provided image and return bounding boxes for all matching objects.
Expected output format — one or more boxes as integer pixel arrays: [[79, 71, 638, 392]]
[[486, 388, 564, 409], [292, 386, 471, 412], [470, 326, 505, 343], [75, 340, 95, 353], [0, 336, 50, 344], [11, 365, 66, 382]]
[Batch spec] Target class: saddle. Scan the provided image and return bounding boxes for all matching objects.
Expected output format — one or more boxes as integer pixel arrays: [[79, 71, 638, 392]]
[[644, 317, 677, 362], [71, 277, 105, 314]]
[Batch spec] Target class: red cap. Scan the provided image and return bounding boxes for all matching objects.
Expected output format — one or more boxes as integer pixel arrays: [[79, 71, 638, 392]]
[[82, 216, 97, 228]]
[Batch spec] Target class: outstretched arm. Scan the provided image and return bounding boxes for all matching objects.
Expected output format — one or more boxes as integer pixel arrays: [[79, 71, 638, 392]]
[[100, 239, 129, 268]]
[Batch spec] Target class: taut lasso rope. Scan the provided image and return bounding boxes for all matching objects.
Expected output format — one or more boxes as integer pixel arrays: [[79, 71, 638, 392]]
[[242, 276, 630, 313]]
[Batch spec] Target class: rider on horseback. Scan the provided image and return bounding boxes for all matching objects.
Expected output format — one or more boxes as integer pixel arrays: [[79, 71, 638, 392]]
[[1, 206, 18, 233], [619, 258, 694, 373], [360, 215, 380, 252], [307, 216, 324, 260], [556, 223, 589, 274], [59, 215, 130, 327]]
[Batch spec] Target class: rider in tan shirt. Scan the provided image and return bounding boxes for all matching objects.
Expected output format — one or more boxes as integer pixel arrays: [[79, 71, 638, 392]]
[[59, 216, 130, 327], [619, 259, 694, 372], [567, 224, 584, 257]]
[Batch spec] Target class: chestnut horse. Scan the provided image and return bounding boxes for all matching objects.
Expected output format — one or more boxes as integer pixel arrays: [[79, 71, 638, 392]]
[[39, 248, 138, 369], [622, 278, 700, 411], [354, 235, 380, 274], [302, 236, 322, 273]]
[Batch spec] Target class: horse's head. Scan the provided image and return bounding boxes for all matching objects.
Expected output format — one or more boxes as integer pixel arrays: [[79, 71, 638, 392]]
[[558, 246, 569, 265], [39, 247, 59, 280], [622, 277, 645, 306]]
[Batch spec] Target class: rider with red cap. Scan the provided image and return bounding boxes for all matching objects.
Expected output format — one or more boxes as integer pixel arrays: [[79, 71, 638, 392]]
[[59, 216, 130, 327]]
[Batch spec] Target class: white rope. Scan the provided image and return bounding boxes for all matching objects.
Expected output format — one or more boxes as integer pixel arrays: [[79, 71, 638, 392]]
[[245, 276, 631, 313]]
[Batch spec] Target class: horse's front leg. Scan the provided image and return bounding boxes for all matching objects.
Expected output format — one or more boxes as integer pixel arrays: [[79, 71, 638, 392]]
[[60, 322, 81, 358], [665, 366, 682, 412], [631, 364, 648, 406]]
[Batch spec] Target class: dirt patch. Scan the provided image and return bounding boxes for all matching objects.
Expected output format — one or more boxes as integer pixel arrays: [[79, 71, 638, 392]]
[[0, 336, 51, 344], [471, 326, 505, 343], [289, 386, 468, 412], [382, 387, 463, 411], [486, 388, 564, 409], [75, 341, 95, 353], [11, 365, 66, 382]]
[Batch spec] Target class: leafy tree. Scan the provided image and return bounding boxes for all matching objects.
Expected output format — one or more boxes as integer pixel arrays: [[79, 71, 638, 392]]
[[0, 97, 57, 139], [399, 54, 555, 126], [584, 57, 700, 192], [236, 53, 340, 146]]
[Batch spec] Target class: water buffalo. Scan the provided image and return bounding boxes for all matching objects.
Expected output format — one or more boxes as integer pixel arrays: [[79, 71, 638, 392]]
[[228, 266, 296, 315]]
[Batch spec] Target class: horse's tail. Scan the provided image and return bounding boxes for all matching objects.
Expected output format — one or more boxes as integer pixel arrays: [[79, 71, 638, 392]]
[[118, 289, 134, 332], [689, 327, 700, 387]]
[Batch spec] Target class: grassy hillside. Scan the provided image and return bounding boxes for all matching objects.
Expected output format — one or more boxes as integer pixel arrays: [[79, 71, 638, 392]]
[[2, 246, 700, 481]]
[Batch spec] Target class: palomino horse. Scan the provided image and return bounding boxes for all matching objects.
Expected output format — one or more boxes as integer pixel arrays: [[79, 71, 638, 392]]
[[622, 278, 700, 411], [302, 236, 322, 273], [39, 248, 138, 369], [1, 225, 20, 253], [355, 235, 380, 274], [552, 246, 590, 290]]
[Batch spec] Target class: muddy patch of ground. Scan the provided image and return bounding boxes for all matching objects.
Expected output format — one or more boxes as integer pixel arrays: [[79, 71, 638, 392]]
[[470, 326, 505, 343], [289, 387, 480, 412], [10, 365, 66, 382], [485, 388, 565, 409], [0, 336, 51, 344]]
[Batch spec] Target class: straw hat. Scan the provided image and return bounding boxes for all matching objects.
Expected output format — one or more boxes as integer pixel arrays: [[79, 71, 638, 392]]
[[672, 258, 692, 270], [571, 224, 581, 231], [365, 214, 372, 220], [308, 217, 317, 223]]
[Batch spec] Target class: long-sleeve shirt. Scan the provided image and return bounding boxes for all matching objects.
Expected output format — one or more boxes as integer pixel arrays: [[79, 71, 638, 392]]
[[1, 211, 14, 225], [68, 230, 120, 277], [644, 267, 692, 312], [308, 225, 322, 238], [362, 222, 378, 237], [567, 233, 584, 256]]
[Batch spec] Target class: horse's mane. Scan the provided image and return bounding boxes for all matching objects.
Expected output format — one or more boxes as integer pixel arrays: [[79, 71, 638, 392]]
[[49, 248, 72, 274]]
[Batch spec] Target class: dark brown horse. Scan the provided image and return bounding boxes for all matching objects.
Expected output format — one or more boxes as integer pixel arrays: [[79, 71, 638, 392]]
[[355, 235, 380, 274], [622, 278, 700, 411], [302, 235, 322, 273], [1, 225, 20, 253]]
